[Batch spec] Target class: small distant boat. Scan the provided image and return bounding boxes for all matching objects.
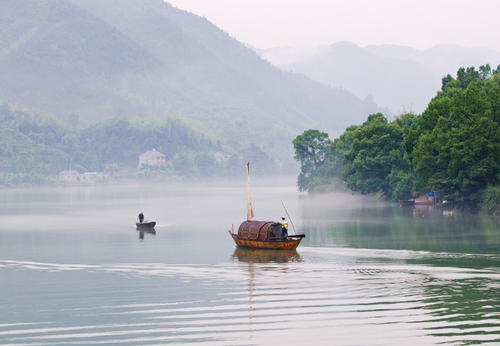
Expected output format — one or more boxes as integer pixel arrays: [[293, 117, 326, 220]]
[[136, 221, 156, 228], [228, 162, 305, 250]]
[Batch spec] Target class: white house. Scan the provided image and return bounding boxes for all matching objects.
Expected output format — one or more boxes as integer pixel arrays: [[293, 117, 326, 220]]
[[138, 149, 166, 168]]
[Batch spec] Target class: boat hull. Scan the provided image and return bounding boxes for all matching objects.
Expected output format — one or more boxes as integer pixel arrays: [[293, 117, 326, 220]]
[[136, 221, 156, 228], [229, 231, 303, 250], [232, 247, 300, 263]]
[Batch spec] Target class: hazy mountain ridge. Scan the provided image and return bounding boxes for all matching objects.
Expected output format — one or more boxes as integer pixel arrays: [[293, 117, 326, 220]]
[[0, 0, 379, 165], [68, 0, 378, 138], [260, 42, 500, 114], [282, 42, 437, 114], [0, 0, 159, 118], [257, 46, 322, 67], [366, 44, 500, 76]]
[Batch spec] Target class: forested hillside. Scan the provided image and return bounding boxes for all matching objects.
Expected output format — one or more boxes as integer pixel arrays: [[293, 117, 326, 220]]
[[293, 66, 500, 212], [0, 104, 255, 185], [0, 0, 378, 166]]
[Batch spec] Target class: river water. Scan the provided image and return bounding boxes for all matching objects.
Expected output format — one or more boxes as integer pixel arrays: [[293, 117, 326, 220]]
[[0, 179, 499, 345]]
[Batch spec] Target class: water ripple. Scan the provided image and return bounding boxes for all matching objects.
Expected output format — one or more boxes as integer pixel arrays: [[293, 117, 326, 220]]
[[1, 248, 499, 345]]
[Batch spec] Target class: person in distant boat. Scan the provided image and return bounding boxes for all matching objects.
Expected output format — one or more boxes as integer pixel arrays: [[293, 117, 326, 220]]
[[281, 216, 288, 239], [138, 212, 144, 223]]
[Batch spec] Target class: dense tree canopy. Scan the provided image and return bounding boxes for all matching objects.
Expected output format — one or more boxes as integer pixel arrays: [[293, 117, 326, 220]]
[[293, 65, 500, 212], [409, 72, 500, 208], [343, 113, 405, 196]]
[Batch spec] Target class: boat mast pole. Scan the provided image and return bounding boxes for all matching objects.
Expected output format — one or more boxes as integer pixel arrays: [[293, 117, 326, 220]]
[[246, 162, 254, 220], [281, 200, 297, 235]]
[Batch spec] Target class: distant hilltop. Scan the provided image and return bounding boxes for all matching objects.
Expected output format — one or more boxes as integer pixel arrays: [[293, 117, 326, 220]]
[[258, 42, 500, 115]]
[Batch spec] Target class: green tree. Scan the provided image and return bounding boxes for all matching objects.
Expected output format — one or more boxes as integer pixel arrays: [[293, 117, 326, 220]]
[[457, 67, 481, 89], [307, 125, 359, 191], [343, 113, 406, 198], [292, 129, 331, 191], [409, 73, 500, 208], [479, 64, 492, 80]]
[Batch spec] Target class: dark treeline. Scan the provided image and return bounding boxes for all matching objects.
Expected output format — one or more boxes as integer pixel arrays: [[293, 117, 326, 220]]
[[0, 105, 277, 185], [293, 65, 500, 212]]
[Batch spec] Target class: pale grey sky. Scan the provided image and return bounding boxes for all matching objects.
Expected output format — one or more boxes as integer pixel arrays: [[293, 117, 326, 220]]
[[166, 0, 500, 51]]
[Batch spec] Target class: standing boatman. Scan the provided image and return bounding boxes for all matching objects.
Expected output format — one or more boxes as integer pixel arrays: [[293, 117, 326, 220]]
[[281, 216, 288, 239], [138, 212, 144, 223]]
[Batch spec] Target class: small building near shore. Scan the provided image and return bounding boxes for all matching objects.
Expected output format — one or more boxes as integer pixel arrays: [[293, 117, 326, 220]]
[[414, 191, 440, 205], [138, 149, 166, 169], [58, 170, 108, 184], [59, 170, 81, 184]]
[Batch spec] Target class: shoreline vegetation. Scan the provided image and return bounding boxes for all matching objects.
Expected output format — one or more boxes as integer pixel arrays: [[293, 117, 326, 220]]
[[0, 105, 280, 187], [293, 66, 500, 214]]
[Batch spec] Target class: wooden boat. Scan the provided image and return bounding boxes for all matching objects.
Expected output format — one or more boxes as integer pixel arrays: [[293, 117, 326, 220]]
[[228, 163, 305, 250], [229, 220, 304, 249], [229, 230, 305, 249], [136, 221, 156, 228]]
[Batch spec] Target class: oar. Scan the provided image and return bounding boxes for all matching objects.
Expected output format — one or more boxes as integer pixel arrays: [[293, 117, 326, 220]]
[[281, 200, 297, 235]]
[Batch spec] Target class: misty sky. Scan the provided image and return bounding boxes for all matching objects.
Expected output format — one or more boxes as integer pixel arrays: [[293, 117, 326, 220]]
[[167, 0, 500, 51]]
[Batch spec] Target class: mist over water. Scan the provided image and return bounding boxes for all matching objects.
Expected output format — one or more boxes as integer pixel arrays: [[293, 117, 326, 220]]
[[0, 179, 499, 345]]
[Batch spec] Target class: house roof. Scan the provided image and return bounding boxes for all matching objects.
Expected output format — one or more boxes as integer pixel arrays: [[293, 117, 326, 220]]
[[139, 149, 166, 159]]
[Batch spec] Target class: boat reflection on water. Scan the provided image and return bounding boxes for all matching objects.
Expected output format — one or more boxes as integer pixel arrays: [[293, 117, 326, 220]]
[[232, 247, 301, 263], [231, 247, 301, 338], [136, 227, 156, 240]]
